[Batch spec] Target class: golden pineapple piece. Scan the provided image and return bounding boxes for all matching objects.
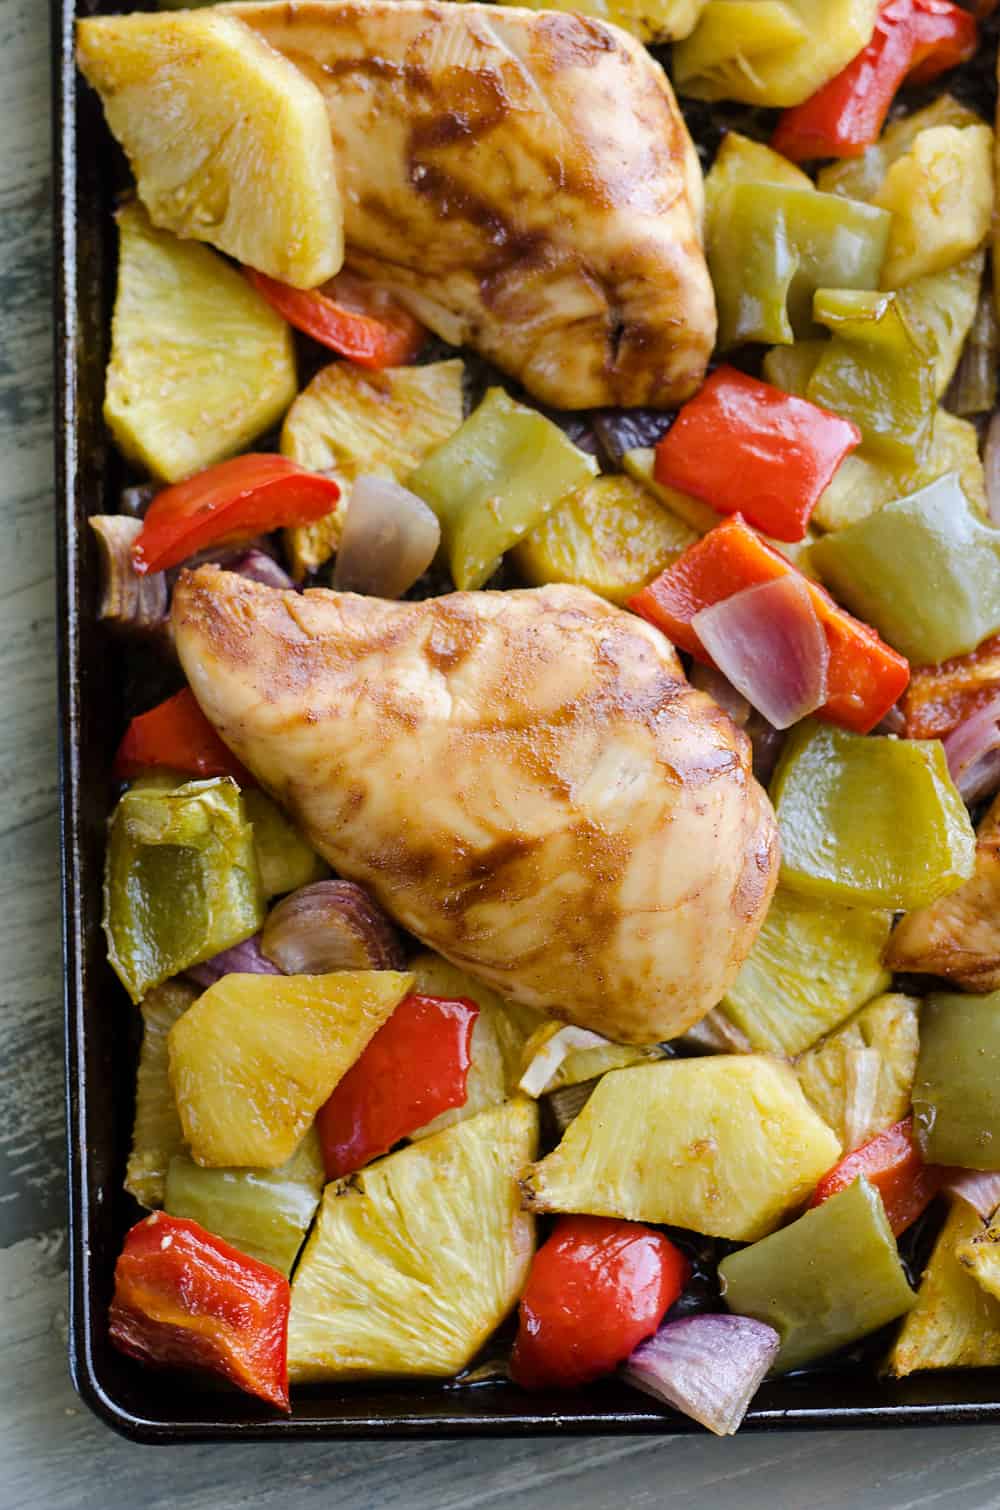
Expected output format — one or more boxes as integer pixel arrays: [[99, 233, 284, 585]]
[[796, 993, 920, 1151], [407, 952, 542, 1140], [521, 1057, 840, 1242], [125, 979, 197, 1209], [517, 1021, 661, 1096], [886, 1199, 1000, 1376], [956, 1215, 1000, 1304], [873, 125, 993, 289], [168, 970, 412, 1168], [104, 203, 296, 482], [281, 360, 465, 577], [76, 11, 341, 287], [288, 1099, 538, 1381]]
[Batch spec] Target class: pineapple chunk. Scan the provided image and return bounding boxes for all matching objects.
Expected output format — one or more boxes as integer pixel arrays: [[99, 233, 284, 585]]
[[818, 95, 982, 203], [886, 1200, 1000, 1376], [956, 1216, 1000, 1304], [517, 1021, 661, 1096], [125, 979, 197, 1209], [105, 203, 296, 482], [288, 1100, 538, 1381], [76, 11, 341, 287], [521, 1057, 840, 1241], [873, 125, 994, 289], [168, 970, 412, 1168], [281, 360, 465, 578], [796, 993, 920, 1151]]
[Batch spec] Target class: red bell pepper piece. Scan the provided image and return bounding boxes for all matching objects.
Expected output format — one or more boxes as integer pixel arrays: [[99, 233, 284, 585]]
[[246, 267, 425, 369], [112, 686, 252, 785], [654, 367, 861, 543], [132, 454, 340, 576], [511, 1215, 689, 1391], [809, 1117, 945, 1236], [772, 0, 977, 162], [316, 992, 479, 1180], [108, 1212, 290, 1410], [628, 515, 910, 734], [902, 633, 1000, 739]]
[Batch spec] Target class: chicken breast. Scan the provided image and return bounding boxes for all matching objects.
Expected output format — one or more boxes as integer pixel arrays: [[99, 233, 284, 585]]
[[172, 569, 778, 1043], [224, 0, 715, 409]]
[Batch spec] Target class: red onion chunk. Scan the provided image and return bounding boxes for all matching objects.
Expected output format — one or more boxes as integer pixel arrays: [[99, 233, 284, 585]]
[[622, 1314, 780, 1436], [333, 476, 440, 599], [261, 881, 405, 974], [692, 576, 830, 731], [945, 1170, 1000, 1220], [943, 692, 1000, 804], [985, 413, 1000, 528], [186, 933, 282, 990], [220, 548, 296, 590]]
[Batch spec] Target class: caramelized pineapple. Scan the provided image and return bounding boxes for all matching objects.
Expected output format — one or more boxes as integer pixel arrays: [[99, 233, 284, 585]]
[[517, 1021, 661, 1096], [796, 993, 920, 1151], [887, 1200, 1000, 1375], [76, 11, 341, 286], [168, 970, 412, 1168], [956, 1215, 1000, 1303], [281, 360, 465, 577], [105, 203, 296, 482], [521, 1058, 840, 1241], [288, 1099, 538, 1381], [872, 126, 993, 289], [125, 979, 197, 1209]]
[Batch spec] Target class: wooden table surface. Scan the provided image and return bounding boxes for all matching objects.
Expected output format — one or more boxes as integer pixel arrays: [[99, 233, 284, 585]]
[[5, 2, 1000, 1504]]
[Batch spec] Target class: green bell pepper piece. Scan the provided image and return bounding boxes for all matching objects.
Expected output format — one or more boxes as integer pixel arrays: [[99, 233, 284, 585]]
[[709, 184, 890, 349], [772, 720, 976, 911], [808, 289, 934, 466], [723, 886, 892, 1056], [761, 339, 826, 397], [719, 1177, 916, 1373], [812, 473, 1000, 664], [242, 788, 327, 899], [104, 776, 264, 1003], [912, 990, 1000, 1169], [896, 253, 984, 399], [408, 387, 598, 591]]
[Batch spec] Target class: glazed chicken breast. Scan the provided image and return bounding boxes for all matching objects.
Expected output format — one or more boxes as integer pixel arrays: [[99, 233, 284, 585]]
[[225, 0, 715, 409], [173, 568, 778, 1044]]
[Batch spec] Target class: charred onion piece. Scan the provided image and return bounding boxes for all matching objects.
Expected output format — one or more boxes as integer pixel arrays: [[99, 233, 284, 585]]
[[260, 880, 405, 974], [89, 515, 169, 637]]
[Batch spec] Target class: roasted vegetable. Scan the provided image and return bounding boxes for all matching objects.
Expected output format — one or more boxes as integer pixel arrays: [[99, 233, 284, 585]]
[[673, 0, 881, 108], [719, 1177, 915, 1373], [76, 11, 341, 286], [287, 1100, 538, 1381], [772, 720, 976, 911], [520, 1057, 840, 1242], [409, 388, 598, 591], [241, 790, 327, 900], [703, 130, 812, 222], [247, 267, 424, 368], [104, 777, 264, 1004], [89, 515, 168, 639], [796, 993, 920, 1150], [103, 203, 296, 484], [722, 886, 892, 1056], [887, 1199, 1000, 1375], [812, 474, 1000, 664], [511, 474, 696, 606], [886, 795, 1000, 991], [912, 989, 1000, 1168], [114, 687, 250, 784], [280, 359, 464, 577], [167, 970, 413, 1168], [623, 1314, 781, 1436], [898, 253, 985, 398], [955, 1215, 1000, 1302], [164, 1131, 325, 1277], [903, 635, 1000, 738], [872, 125, 993, 288], [817, 94, 982, 201], [261, 881, 404, 974], [125, 980, 196, 1209], [518, 1022, 660, 1097], [809, 1117, 942, 1235]]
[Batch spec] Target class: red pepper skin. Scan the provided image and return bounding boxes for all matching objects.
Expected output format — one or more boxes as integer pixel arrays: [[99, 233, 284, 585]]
[[809, 1117, 945, 1236], [511, 1216, 689, 1391], [316, 993, 479, 1181], [132, 455, 340, 576], [108, 1212, 290, 1410], [246, 267, 425, 369], [112, 686, 252, 785], [772, 0, 977, 162], [628, 515, 910, 734], [654, 367, 861, 543]]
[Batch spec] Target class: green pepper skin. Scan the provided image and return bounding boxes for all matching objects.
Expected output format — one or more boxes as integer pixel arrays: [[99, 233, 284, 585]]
[[912, 991, 1000, 1169], [809, 289, 934, 467], [812, 473, 1000, 664], [719, 1177, 916, 1373], [242, 788, 327, 898], [104, 776, 264, 1003], [772, 720, 976, 911], [709, 184, 890, 349], [408, 388, 597, 591]]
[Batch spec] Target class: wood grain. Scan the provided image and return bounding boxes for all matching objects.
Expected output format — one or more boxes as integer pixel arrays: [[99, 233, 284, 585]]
[[4, 0, 1000, 1503]]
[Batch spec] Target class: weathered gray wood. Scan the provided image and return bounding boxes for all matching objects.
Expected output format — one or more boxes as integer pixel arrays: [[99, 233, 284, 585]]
[[4, 0, 1000, 1503]]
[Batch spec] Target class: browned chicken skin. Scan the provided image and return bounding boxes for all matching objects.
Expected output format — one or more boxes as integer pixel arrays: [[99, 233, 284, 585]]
[[224, 0, 716, 408], [173, 568, 778, 1044]]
